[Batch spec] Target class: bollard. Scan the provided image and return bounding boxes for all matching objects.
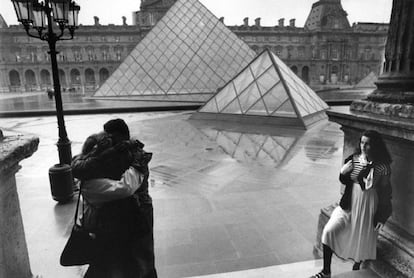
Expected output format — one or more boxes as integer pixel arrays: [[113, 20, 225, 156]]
[[49, 164, 74, 203]]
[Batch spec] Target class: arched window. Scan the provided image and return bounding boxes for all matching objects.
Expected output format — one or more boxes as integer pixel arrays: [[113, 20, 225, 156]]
[[85, 68, 96, 86], [365, 47, 372, 60], [290, 65, 298, 75], [40, 69, 51, 88], [302, 66, 310, 84], [59, 69, 66, 87], [25, 70, 36, 85], [70, 69, 81, 85], [331, 66, 339, 84], [9, 70, 21, 87], [99, 68, 110, 85]]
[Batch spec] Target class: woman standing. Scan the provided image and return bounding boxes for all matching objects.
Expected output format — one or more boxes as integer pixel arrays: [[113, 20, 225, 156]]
[[311, 130, 393, 278], [72, 119, 157, 278]]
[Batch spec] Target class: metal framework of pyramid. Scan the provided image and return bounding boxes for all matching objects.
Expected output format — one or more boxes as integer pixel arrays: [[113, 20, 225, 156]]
[[93, 0, 256, 102], [192, 49, 329, 129]]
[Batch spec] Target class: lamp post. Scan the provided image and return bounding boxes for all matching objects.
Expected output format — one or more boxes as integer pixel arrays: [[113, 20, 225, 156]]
[[11, 0, 80, 202]]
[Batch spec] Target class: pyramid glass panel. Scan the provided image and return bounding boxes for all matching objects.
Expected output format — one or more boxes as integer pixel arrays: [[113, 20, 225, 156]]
[[94, 0, 255, 101], [215, 84, 238, 112], [272, 100, 297, 118], [222, 98, 242, 114], [262, 82, 290, 114], [246, 98, 268, 116], [233, 68, 255, 94], [238, 83, 262, 113], [195, 49, 328, 129], [250, 51, 273, 77], [256, 67, 280, 94], [199, 98, 218, 113]]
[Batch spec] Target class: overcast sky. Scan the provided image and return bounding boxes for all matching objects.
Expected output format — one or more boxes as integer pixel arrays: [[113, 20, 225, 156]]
[[1, 0, 393, 27]]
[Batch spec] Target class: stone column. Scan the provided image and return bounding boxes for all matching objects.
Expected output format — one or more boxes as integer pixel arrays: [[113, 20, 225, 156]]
[[0, 131, 39, 278], [325, 1, 414, 277]]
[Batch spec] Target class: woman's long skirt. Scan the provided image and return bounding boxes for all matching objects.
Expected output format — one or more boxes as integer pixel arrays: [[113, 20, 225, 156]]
[[322, 183, 378, 261]]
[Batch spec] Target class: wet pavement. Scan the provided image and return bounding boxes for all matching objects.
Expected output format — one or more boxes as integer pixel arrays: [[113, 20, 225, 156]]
[[0, 108, 360, 278]]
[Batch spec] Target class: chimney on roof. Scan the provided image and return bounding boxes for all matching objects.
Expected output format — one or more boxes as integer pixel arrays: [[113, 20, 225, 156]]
[[289, 18, 296, 27], [278, 18, 285, 27], [94, 16, 100, 26], [243, 17, 249, 27], [255, 17, 261, 27], [219, 17, 224, 23]]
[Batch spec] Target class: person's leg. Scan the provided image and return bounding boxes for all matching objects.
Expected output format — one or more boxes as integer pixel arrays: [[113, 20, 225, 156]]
[[309, 244, 332, 278], [131, 204, 157, 278], [322, 244, 333, 274], [310, 206, 351, 278]]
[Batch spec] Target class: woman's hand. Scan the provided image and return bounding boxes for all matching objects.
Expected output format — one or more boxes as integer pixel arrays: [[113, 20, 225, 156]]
[[340, 160, 353, 175], [375, 222, 384, 231]]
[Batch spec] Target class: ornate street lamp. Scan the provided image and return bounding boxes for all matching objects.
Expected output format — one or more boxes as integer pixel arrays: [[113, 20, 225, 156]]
[[11, 0, 80, 202]]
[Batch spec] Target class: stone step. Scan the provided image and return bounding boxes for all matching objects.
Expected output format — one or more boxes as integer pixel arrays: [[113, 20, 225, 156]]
[[187, 259, 381, 278]]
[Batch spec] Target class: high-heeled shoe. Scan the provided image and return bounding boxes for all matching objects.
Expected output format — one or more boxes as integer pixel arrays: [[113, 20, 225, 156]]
[[309, 270, 331, 278]]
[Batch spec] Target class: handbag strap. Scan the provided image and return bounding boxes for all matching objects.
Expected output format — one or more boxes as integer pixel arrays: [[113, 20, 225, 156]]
[[73, 181, 83, 224]]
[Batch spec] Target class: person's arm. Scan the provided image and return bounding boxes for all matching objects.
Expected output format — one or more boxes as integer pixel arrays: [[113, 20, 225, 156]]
[[339, 155, 353, 185], [81, 167, 144, 205], [72, 144, 126, 179]]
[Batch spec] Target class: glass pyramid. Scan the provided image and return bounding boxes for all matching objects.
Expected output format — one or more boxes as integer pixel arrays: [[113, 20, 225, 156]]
[[93, 0, 256, 102], [355, 71, 377, 88], [193, 49, 329, 129]]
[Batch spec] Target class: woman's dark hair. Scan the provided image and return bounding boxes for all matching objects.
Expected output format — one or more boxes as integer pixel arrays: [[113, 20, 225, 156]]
[[357, 130, 392, 164]]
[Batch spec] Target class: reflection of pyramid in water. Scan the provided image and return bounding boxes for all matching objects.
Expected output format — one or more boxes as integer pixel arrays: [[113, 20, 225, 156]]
[[192, 49, 329, 129], [93, 0, 256, 102], [355, 71, 377, 88], [199, 128, 300, 167]]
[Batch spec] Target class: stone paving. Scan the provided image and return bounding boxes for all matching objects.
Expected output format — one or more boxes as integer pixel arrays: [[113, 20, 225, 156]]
[[0, 110, 377, 278]]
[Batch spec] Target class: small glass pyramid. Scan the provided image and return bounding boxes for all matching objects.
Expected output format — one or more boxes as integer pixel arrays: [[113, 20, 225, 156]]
[[193, 49, 329, 129], [93, 0, 256, 102], [355, 71, 377, 88]]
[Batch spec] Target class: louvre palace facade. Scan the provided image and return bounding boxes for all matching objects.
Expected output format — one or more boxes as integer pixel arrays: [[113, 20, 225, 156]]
[[0, 0, 388, 93]]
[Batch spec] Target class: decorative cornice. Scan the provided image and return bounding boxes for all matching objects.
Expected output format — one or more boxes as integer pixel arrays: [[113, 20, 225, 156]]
[[350, 99, 414, 119], [0, 135, 39, 176]]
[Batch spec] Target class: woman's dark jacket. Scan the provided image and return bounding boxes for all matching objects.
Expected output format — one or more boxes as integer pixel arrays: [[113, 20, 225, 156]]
[[339, 154, 393, 225]]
